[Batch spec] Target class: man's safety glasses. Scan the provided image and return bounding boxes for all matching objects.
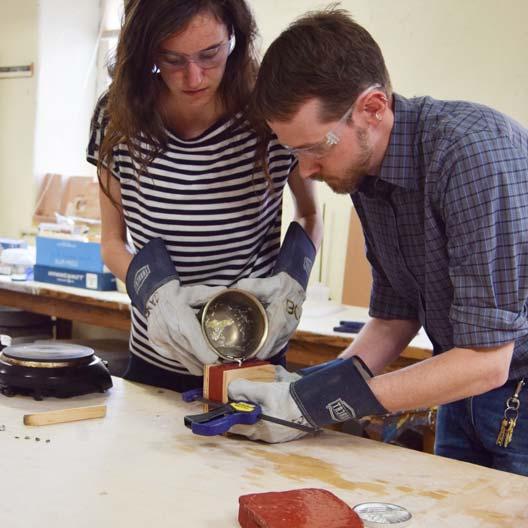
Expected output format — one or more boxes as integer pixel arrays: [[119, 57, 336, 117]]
[[157, 34, 236, 72], [284, 84, 382, 160]]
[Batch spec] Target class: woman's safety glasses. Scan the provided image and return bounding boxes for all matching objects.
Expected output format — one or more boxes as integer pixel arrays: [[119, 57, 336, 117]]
[[157, 34, 236, 72]]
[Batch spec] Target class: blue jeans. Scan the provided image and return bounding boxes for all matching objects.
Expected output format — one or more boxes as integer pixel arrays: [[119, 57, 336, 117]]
[[435, 378, 528, 477]]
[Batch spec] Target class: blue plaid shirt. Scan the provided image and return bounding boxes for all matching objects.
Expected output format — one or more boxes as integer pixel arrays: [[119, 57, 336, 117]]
[[352, 94, 528, 380]]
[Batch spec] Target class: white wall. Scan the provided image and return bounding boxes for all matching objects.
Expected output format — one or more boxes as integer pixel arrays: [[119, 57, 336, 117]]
[[249, 0, 528, 302], [0, 0, 100, 239], [33, 0, 101, 183], [250, 0, 528, 124], [1, 0, 527, 299], [0, 0, 38, 238]]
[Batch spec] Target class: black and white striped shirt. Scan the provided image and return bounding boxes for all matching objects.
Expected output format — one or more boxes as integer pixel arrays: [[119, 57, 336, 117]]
[[87, 101, 296, 373]]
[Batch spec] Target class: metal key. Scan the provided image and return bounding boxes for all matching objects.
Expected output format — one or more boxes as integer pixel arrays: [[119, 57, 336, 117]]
[[504, 417, 517, 448], [496, 418, 509, 447], [496, 379, 524, 448]]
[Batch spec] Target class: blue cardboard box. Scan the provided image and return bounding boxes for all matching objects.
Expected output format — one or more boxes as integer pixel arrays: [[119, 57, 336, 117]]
[[34, 265, 116, 291], [36, 236, 106, 273]]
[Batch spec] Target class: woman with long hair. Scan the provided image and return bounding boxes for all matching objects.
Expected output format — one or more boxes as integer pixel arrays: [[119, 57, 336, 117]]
[[87, 0, 322, 392]]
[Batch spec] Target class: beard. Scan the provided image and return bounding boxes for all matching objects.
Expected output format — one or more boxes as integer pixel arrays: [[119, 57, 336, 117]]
[[312, 127, 373, 194]]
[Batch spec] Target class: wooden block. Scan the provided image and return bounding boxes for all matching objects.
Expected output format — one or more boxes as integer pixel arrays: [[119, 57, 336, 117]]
[[204, 361, 276, 406], [23, 405, 106, 426]]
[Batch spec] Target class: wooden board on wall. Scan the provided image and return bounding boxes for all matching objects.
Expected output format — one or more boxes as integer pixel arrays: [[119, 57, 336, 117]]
[[341, 207, 372, 308], [33, 173, 63, 224], [59, 176, 100, 220], [33, 174, 100, 225]]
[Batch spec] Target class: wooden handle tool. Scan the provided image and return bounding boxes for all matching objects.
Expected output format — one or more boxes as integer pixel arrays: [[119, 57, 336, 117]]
[[23, 404, 106, 426]]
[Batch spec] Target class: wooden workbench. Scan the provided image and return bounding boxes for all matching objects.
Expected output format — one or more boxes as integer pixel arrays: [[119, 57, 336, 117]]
[[0, 277, 433, 366], [289, 301, 433, 368], [0, 378, 526, 527], [0, 275, 131, 332]]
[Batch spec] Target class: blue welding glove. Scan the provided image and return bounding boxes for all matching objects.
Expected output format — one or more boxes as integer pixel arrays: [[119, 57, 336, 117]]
[[126, 238, 226, 375], [235, 222, 316, 360], [272, 359, 345, 383], [228, 356, 386, 443], [297, 358, 344, 376]]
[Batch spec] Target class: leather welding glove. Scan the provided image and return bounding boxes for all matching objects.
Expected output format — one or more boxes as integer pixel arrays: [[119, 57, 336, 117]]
[[227, 357, 387, 443], [227, 364, 307, 443], [126, 238, 226, 375], [235, 222, 316, 361], [274, 358, 344, 383]]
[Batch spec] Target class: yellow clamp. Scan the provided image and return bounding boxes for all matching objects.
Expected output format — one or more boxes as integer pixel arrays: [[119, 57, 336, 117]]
[[230, 402, 256, 413]]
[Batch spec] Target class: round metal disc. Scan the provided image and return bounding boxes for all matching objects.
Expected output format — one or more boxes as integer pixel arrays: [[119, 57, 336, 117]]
[[353, 503, 412, 527], [2, 343, 94, 362]]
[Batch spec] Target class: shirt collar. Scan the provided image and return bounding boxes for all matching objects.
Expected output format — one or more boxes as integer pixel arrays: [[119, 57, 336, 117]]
[[376, 93, 421, 191]]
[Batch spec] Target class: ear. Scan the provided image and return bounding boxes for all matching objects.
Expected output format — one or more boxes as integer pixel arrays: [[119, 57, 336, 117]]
[[363, 91, 389, 125]]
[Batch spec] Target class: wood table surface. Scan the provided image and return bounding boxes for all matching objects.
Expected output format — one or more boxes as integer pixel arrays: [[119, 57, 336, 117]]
[[1, 378, 526, 528], [0, 277, 433, 366]]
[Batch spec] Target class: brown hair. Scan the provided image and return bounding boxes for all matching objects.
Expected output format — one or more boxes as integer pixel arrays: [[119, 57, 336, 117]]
[[97, 0, 259, 202], [249, 4, 391, 177], [250, 6, 392, 168]]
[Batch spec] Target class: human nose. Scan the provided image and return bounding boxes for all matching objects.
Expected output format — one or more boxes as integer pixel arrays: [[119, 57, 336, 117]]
[[184, 61, 203, 88], [297, 155, 321, 179]]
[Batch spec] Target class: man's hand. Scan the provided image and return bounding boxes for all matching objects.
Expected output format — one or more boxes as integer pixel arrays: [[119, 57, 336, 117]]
[[235, 222, 316, 360], [228, 366, 309, 443], [126, 238, 225, 375], [227, 358, 387, 443]]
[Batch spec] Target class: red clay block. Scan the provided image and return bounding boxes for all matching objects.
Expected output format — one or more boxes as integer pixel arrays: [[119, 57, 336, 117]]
[[238, 488, 363, 528]]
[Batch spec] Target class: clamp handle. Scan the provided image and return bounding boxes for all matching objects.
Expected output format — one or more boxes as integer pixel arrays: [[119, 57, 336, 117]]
[[184, 401, 262, 436], [181, 387, 204, 403]]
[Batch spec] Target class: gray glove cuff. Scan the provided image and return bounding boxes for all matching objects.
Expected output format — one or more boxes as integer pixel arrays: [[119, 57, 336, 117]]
[[125, 238, 179, 314], [290, 356, 386, 427]]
